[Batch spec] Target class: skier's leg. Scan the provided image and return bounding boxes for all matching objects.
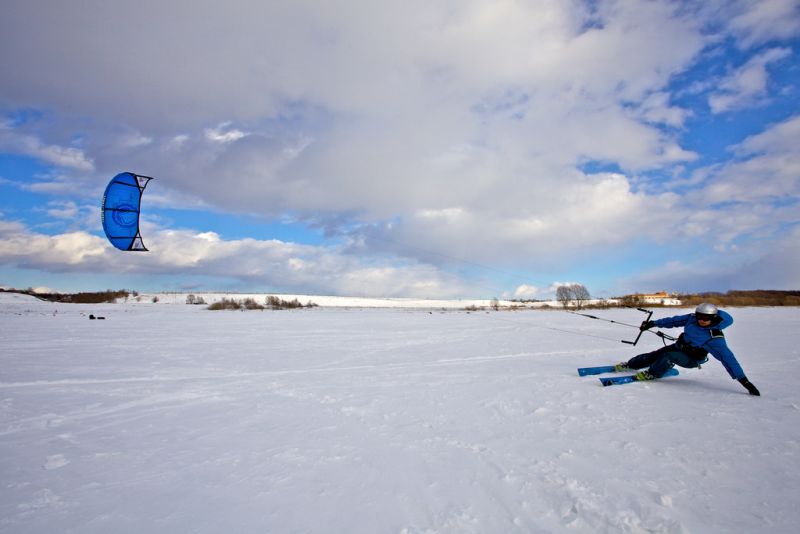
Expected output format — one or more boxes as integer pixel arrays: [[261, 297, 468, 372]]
[[648, 351, 702, 377], [627, 345, 674, 370]]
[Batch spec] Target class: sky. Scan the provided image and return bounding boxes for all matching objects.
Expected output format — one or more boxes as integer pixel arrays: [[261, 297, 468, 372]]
[[0, 0, 799, 299]]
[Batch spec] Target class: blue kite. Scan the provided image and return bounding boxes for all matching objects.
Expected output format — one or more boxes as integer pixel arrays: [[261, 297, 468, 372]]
[[101, 172, 153, 251]]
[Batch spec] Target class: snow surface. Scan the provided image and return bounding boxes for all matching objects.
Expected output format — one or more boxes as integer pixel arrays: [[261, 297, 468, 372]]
[[1, 293, 799, 533]]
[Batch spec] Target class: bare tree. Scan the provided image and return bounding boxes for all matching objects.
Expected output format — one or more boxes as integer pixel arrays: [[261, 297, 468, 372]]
[[556, 285, 574, 308], [556, 284, 591, 309], [571, 284, 591, 309]]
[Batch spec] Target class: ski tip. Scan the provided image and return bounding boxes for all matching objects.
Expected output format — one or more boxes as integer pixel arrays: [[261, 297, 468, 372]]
[[598, 367, 680, 387], [578, 365, 616, 376]]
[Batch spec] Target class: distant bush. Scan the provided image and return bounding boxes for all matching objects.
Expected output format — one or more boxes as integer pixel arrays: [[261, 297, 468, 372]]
[[265, 296, 317, 309], [206, 296, 317, 311], [207, 298, 244, 311], [619, 294, 645, 307], [242, 298, 265, 310]]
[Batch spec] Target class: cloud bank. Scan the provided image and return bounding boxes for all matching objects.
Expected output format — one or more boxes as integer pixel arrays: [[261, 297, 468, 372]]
[[1, 0, 798, 296]]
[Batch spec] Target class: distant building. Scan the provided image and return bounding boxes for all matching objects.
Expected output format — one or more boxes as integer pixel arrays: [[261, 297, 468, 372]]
[[635, 291, 682, 306]]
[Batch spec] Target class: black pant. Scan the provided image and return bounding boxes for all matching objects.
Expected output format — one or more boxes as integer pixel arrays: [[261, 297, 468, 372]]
[[628, 344, 706, 377]]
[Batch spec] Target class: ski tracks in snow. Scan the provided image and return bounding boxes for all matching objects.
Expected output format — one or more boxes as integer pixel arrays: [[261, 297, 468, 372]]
[[2, 305, 799, 532]]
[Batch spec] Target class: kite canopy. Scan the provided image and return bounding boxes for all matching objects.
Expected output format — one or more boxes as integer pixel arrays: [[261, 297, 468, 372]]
[[101, 172, 152, 251]]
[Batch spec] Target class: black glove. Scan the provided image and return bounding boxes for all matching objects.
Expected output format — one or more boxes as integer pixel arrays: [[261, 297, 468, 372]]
[[640, 320, 655, 331], [739, 377, 760, 396]]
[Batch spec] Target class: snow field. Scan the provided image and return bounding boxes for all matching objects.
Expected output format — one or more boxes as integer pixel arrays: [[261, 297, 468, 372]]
[[1, 296, 799, 533]]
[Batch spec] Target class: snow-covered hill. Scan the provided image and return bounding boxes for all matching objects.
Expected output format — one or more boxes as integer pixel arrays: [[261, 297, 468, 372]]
[[124, 291, 559, 309], [1, 297, 798, 533]]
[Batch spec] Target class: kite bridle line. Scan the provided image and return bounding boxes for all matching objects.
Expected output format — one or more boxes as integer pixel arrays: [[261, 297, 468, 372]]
[[472, 306, 677, 348], [568, 307, 676, 346]]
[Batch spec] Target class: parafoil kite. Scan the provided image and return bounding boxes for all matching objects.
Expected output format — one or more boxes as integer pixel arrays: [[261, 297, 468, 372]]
[[101, 172, 152, 251]]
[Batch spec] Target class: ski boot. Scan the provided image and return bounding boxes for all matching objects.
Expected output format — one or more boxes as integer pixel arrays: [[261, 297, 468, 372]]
[[634, 370, 656, 381]]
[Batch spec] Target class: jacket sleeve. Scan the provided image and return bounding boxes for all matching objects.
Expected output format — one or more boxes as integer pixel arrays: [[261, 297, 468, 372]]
[[716, 310, 734, 329], [652, 314, 691, 329], [706, 338, 746, 380]]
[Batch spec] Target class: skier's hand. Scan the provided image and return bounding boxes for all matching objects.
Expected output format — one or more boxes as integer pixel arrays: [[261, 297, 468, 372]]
[[640, 320, 655, 331], [739, 377, 760, 396]]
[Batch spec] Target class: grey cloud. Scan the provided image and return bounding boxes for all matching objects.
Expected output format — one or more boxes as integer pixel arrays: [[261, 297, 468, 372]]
[[626, 227, 800, 294]]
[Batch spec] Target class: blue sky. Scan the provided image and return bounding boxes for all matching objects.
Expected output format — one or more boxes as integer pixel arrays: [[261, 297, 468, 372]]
[[1, 0, 799, 299]]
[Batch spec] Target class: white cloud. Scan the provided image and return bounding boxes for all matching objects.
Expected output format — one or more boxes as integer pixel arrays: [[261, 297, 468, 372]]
[[709, 47, 792, 113], [701, 114, 800, 204], [728, 0, 800, 48], [0, 120, 94, 171], [512, 284, 540, 299], [360, 171, 684, 270], [45, 201, 80, 220], [205, 122, 248, 144], [651, 115, 800, 260], [0, 217, 470, 297], [0, 223, 107, 268], [734, 113, 800, 156], [634, 92, 691, 127]]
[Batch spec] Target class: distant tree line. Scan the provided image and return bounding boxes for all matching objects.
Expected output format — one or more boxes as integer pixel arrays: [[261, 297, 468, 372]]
[[0, 288, 132, 303], [678, 290, 800, 307]]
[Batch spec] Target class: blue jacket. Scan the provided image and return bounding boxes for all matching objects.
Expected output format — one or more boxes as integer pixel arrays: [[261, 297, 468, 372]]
[[652, 310, 745, 380]]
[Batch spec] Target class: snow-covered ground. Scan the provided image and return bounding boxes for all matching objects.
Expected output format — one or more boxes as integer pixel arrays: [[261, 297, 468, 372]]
[[1, 293, 799, 533]]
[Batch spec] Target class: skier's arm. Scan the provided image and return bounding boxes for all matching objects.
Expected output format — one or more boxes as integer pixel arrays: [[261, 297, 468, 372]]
[[706, 339, 761, 396], [650, 314, 691, 329], [715, 310, 734, 329], [707, 341, 745, 380]]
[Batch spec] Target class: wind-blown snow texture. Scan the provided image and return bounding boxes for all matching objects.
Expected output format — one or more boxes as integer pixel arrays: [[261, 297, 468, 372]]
[[1, 294, 799, 533]]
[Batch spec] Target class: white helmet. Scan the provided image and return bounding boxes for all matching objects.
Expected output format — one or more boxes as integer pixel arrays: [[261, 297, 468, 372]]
[[695, 303, 718, 316]]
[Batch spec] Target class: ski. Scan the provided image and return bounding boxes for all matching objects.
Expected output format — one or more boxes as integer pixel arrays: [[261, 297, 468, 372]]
[[599, 368, 679, 387], [578, 365, 621, 376]]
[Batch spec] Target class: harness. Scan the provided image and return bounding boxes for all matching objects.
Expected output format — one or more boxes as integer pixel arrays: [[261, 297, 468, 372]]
[[676, 326, 724, 365]]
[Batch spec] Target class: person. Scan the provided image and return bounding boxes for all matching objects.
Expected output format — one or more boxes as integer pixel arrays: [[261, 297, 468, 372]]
[[616, 303, 760, 395]]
